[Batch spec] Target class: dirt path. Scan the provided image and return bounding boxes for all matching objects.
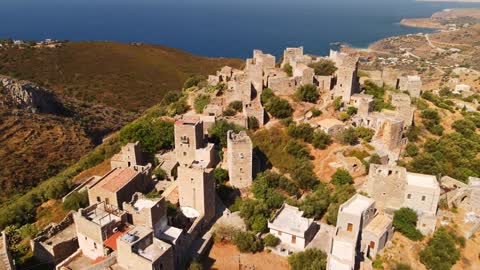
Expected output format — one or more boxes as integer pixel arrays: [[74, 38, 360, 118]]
[[204, 243, 289, 270]]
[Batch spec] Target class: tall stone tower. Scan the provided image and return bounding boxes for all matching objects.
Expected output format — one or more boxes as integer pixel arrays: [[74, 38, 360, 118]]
[[330, 50, 359, 102], [227, 130, 253, 189], [174, 118, 205, 166], [177, 163, 215, 222], [111, 141, 144, 169]]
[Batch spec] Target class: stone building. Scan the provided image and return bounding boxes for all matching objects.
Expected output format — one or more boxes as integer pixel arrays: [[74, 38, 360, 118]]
[[226, 130, 253, 189], [453, 84, 473, 97], [111, 142, 144, 169], [0, 231, 14, 270], [282, 47, 305, 68], [174, 117, 214, 168], [352, 112, 404, 151], [329, 50, 360, 102], [363, 164, 440, 235], [243, 99, 265, 127], [87, 166, 152, 210], [350, 93, 374, 117], [177, 162, 216, 222], [397, 75, 422, 97], [389, 92, 415, 127], [443, 177, 480, 214], [268, 204, 319, 255], [267, 73, 298, 96], [30, 213, 79, 266], [226, 73, 252, 104], [293, 63, 315, 86], [327, 194, 393, 270], [73, 203, 128, 260], [116, 225, 174, 270], [316, 118, 346, 136]]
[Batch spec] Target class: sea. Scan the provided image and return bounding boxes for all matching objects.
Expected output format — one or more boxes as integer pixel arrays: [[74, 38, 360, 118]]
[[1, 0, 480, 58]]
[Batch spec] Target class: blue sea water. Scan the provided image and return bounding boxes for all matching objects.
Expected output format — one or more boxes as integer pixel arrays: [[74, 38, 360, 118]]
[[1, 0, 480, 58]]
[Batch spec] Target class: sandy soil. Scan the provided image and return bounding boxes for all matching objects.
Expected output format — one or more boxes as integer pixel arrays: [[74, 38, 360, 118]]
[[203, 242, 289, 270]]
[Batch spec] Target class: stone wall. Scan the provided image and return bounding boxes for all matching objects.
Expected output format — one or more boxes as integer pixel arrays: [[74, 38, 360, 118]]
[[227, 131, 253, 189]]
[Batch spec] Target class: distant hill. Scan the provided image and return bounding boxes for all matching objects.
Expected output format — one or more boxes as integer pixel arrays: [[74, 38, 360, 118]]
[[0, 41, 242, 203], [0, 41, 243, 111]]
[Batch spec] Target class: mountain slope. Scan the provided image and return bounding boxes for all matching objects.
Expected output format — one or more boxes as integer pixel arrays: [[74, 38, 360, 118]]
[[0, 41, 242, 203]]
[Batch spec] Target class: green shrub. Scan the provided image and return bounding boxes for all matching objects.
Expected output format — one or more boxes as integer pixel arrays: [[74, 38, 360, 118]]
[[333, 97, 343, 111], [232, 231, 263, 253], [346, 106, 358, 116], [338, 127, 358, 145], [285, 140, 310, 160], [154, 167, 167, 180], [264, 96, 293, 119], [312, 131, 332, 149], [331, 169, 353, 186], [405, 143, 419, 157], [208, 120, 243, 147], [419, 228, 461, 270], [288, 248, 328, 270], [406, 126, 421, 142], [283, 63, 293, 77], [339, 112, 350, 121], [452, 119, 476, 136], [395, 263, 411, 270], [119, 119, 174, 153], [228, 100, 243, 112], [300, 185, 330, 219], [264, 234, 280, 247], [183, 74, 207, 89], [295, 84, 319, 103], [213, 168, 229, 184], [194, 94, 211, 113], [63, 191, 88, 211], [355, 127, 375, 142], [311, 108, 322, 117], [247, 116, 260, 130], [393, 208, 423, 241], [188, 260, 203, 270], [364, 81, 395, 111], [308, 59, 337, 76], [288, 123, 314, 142]]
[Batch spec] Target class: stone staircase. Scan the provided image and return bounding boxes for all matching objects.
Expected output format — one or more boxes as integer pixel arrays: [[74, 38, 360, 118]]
[[0, 233, 14, 270]]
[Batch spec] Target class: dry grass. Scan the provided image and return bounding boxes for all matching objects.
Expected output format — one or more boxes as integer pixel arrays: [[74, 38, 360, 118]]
[[0, 41, 243, 111]]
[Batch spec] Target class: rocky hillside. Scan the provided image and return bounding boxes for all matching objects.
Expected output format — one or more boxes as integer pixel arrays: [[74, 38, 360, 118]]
[[0, 42, 242, 204]]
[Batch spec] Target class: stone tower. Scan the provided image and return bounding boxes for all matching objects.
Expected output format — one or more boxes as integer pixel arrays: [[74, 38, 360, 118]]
[[111, 141, 144, 169], [177, 163, 215, 222], [227, 130, 253, 189], [174, 118, 205, 166], [330, 50, 359, 102], [375, 118, 404, 150]]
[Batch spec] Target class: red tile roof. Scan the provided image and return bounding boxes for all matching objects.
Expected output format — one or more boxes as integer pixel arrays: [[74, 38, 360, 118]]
[[103, 227, 130, 251], [100, 168, 139, 193]]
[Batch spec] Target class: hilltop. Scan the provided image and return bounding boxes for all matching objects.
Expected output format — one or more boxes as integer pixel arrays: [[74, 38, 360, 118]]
[[0, 41, 242, 204]]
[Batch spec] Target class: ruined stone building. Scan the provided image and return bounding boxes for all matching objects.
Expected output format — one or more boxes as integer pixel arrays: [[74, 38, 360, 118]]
[[397, 75, 422, 97], [177, 163, 216, 223], [226, 130, 253, 189], [30, 213, 79, 266], [363, 164, 440, 235], [329, 50, 360, 102], [243, 99, 265, 127], [352, 111, 404, 151], [327, 194, 393, 270], [116, 225, 174, 270], [443, 177, 480, 214], [389, 92, 415, 128], [87, 165, 152, 210], [174, 116, 214, 168], [73, 202, 128, 260], [111, 142, 145, 169], [268, 204, 319, 255], [316, 118, 346, 136], [350, 93, 374, 117]]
